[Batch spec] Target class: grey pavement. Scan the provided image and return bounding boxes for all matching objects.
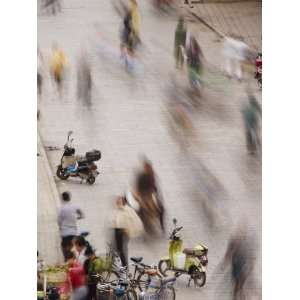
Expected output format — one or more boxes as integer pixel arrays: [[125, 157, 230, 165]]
[[38, 0, 261, 299]]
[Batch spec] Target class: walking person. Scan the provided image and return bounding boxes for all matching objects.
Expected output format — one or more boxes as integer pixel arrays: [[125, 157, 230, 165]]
[[110, 196, 144, 266], [120, 7, 134, 69], [77, 49, 92, 103], [131, 168, 164, 238], [37, 47, 44, 97], [65, 251, 88, 300], [186, 35, 204, 92], [50, 43, 68, 96], [222, 34, 250, 81], [130, 0, 141, 46], [241, 93, 261, 155], [58, 191, 84, 261], [219, 224, 255, 300], [140, 157, 165, 232], [174, 17, 187, 70], [43, 0, 61, 15]]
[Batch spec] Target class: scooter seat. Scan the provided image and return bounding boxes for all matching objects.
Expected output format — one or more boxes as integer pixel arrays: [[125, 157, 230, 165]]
[[130, 256, 143, 263], [183, 248, 196, 255]]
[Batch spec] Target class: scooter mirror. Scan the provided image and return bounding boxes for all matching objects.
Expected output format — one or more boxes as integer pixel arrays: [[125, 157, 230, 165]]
[[173, 218, 177, 226]]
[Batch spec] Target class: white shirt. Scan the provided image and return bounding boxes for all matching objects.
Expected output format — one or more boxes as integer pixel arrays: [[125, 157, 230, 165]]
[[76, 247, 87, 266], [58, 202, 81, 237], [223, 37, 249, 61]]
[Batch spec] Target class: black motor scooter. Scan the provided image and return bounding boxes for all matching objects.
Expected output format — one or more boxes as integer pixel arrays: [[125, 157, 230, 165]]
[[56, 131, 101, 184]]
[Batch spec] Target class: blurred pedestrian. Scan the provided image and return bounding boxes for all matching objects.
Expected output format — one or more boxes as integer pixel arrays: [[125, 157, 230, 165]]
[[65, 251, 88, 300], [110, 196, 144, 266], [120, 7, 134, 70], [222, 34, 250, 81], [77, 49, 92, 103], [58, 191, 84, 261], [186, 35, 204, 92], [50, 43, 68, 96], [141, 158, 165, 232], [130, 164, 165, 237], [219, 225, 254, 300], [174, 17, 187, 70], [43, 0, 61, 15], [37, 47, 44, 96], [130, 0, 141, 45], [241, 93, 261, 155]]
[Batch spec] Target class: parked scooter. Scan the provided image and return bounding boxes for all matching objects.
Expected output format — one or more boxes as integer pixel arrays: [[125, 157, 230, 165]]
[[158, 218, 208, 287], [56, 131, 101, 184]]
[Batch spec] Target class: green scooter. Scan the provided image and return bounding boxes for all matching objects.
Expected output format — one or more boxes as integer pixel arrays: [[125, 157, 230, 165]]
[[158, 218, 208, 287]]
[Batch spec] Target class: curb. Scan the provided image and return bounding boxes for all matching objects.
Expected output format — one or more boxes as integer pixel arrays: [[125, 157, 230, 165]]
[[38, 127, 61, 212], [38, 126, 64, 264]]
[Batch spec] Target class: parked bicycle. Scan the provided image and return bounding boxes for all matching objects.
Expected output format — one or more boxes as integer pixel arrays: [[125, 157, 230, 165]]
[[139, 276, 176, 300], [97, 278, 137, 300], [118, 257, 162, 292]]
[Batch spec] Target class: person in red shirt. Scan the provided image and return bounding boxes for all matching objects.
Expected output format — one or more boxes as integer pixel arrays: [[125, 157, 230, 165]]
[[65, 251, 88, 300]]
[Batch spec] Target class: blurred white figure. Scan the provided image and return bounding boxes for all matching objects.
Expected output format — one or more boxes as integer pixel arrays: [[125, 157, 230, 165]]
[[222, 35, 249, 81]]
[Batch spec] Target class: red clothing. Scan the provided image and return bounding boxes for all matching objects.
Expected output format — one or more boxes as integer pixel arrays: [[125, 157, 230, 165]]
[[68, 262, 86, 289], [255, 58, 262, 68]]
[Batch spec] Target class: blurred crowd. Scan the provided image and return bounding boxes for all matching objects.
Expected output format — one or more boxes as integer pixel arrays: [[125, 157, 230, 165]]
[[38, 1, 261, 299]]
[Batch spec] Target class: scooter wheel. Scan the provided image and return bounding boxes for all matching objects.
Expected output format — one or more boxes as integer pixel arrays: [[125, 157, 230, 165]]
[[56, 165, 69, 180], [87, 175, 96, 185], [191, 267, 206, 287]]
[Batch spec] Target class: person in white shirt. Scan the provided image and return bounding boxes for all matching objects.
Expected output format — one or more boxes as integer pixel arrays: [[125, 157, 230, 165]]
[[58, 191, 84, 261], [222, 34, 249, 81]]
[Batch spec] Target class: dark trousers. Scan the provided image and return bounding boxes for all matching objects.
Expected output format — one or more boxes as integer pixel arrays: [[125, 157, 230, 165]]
[[61, 235, 75, 261], [114, 228, 128, 267], [87, 283, 97, 300]]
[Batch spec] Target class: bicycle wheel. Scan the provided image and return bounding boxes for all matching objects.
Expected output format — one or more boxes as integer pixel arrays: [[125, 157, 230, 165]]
[[158, 286, 176, 300], [125, 288, 137, 300], [137, 271, 162, 292], [101, 270, 119, 282]]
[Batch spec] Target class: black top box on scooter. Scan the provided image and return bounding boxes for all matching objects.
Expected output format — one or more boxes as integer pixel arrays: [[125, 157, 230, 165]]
[[85, 150, 101, 162]]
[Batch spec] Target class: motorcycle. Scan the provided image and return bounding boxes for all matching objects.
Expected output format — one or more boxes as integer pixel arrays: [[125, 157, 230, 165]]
[[158, 218, 208, 288], [254, 53, 262, 89], [56, 131, 101, 185]]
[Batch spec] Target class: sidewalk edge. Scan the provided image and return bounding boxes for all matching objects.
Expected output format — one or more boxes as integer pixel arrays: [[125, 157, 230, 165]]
[[38, 128, 60, 211]]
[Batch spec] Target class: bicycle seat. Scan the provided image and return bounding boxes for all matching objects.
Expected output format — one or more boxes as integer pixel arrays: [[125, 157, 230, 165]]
[[161, 277, 176, 285], [130, 256, 143, 263], [183, 248, 195, 255]]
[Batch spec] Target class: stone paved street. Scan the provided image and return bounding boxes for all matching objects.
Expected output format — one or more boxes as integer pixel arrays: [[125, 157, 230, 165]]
[[38, 1, 261, 298]]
